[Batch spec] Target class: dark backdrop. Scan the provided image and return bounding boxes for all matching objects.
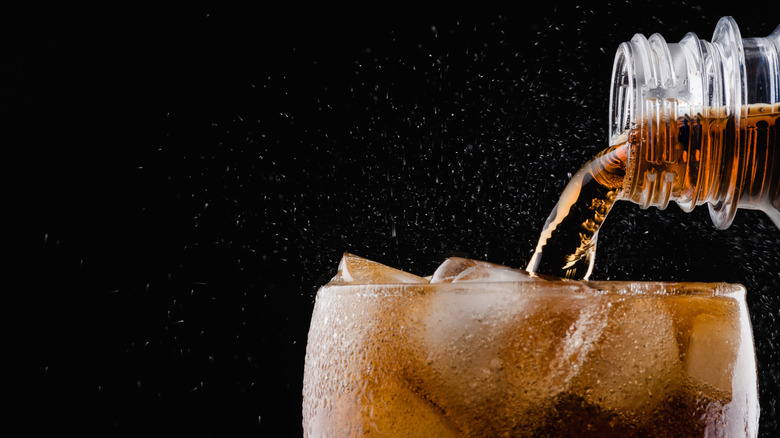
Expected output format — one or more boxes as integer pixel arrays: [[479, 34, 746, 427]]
[[10, 3, 779, 436]]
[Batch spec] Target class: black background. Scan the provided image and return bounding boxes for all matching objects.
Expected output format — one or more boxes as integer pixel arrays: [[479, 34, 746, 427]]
[[9, 3, 780, 436]]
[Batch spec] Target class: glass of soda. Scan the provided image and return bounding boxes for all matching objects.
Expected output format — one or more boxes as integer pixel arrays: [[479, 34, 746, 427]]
[[302, 254, 759, 437]]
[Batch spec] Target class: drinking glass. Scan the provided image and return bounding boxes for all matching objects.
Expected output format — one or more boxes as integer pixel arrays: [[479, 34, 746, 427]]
[[303, 257, 759, 437]]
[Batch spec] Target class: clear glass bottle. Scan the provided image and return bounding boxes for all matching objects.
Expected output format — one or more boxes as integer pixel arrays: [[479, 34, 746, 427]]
[[609, 16, 780, 229]]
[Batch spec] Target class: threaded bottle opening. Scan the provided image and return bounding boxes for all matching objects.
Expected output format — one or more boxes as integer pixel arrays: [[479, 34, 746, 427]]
[[606, 17, 780, 230]]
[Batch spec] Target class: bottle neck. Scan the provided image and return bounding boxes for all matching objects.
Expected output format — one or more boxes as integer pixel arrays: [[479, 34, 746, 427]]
[[609, 17, 780, 229]]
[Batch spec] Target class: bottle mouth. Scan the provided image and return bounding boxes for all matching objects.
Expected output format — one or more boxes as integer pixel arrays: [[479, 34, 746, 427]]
[[608, 40, 640, 200], [608, 43, 635, 146]]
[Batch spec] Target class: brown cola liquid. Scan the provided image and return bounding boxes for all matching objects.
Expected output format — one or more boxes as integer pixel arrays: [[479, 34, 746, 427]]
[[529, 103, 779, 280], [526, 140, 629, 280]]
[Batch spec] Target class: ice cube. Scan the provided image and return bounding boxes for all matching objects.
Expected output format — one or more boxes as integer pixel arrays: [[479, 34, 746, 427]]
[[574, 296, 682, 414], [328, 253, 429, 285], [405, 283, 606, 435], [452, 265, 546, 283], [663, 294, 741, 395], [661, 293, 756, 438], [685, 313, 739, 392], [429, 257, 498, 283], [500, 296, 609, 401], [430, 257, 547, 283]]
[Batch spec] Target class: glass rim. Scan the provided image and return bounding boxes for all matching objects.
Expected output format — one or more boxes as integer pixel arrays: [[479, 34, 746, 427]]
[[319, 280, 746, 298]]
